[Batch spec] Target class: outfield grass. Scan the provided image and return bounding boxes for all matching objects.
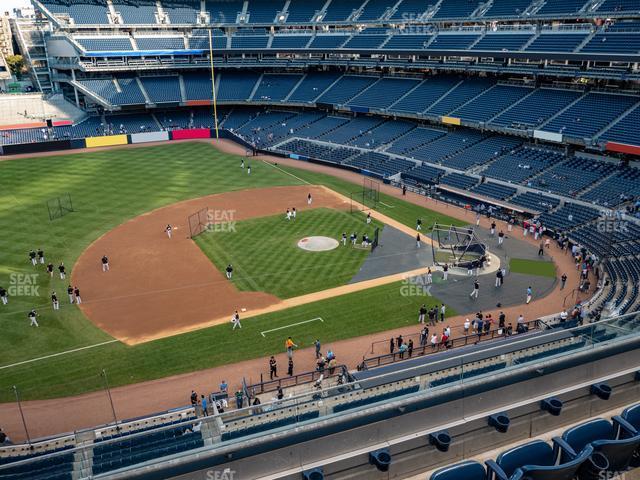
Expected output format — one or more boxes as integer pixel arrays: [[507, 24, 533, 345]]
[[194, 208, 383, 298], [509, 258, 557, 278], [0, 142, 464, 401]]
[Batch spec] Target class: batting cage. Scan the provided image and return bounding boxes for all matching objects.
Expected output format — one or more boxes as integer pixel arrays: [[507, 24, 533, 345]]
[[430, 224, 486, 267], [188, 207, 210, 238], [349, 178, 380, 213], [46, 193, 74, 221]]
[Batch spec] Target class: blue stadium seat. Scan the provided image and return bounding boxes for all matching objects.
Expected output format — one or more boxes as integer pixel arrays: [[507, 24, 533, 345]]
[[270, 34, 312, 48], [348, 78, 420, 109], [163, 1, 201, 24], [483, 0, 532, 17], [207, 0, 243, 23], [112, 0, 157, 24], [491, 89, 583, 129], [284, 0, 325, 22], [553, 418, 640, 473], [432, 0, 483, 19], [316, 76, 378, 105], [288, 73, 342, 103], [426, 78, 495, 116], [543, 93, 638, 139], [471, 33, 533, 51], [526, 32, 588, 52], [77, 37, 133, 51], [390, 0, 434, 21], [452, 85, 533, 123], [140, 76, 182, 103], [613, 403, 640, 438], [136, 36, 185, 50], [427, 34, 481, 50], [535, 0, 589, 15], [391, 77, 460, 114], [252, 74, 303, 101], [246, 0, 284, 23], [430, 460, 486, 480], [322, 0, 364, 22], [485, 439, 593, 480]]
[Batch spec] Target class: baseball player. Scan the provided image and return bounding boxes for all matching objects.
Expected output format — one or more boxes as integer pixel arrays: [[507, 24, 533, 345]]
[[351, 232, 357, 246], [286, 208, 291, 221], [426, 268, 433, 284], [240, 159, 244, 169], [29, 250, 37, 266], [490, 222, 496, 235], [292, 207, 297, 220], [416, 233, 421, 248], [58, 263, 66, 280], [67, 285, 74, 304], [416, 219, 422, 231], [28, 309, 39, 327], [74, 286, 82, 304], [225, 264, 233, 280], [101, 255, 109, 272], [366, 212, 372, 225], [498, 230, 505, 245], [0, 286, 7, 305], [166, 224, 173, 239], [526, 286, 533, 304], [418, 304, 427, 324], [46, 263, 54, 277], [247, 165, 251, 175], [442, 263, 449, 281], [51, 292, 59, 310], [37, 249, 45, 264], [231, 311, 242, 330], [307, 193, 312, 205], [341, 232, 347, 246], [470, 280, 480, 299]]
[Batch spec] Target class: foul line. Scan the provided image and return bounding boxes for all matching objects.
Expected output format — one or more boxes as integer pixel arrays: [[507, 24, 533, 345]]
[[260, 317, 324, 337], [0, 340, 119, 370], [263, 161, 311, 185], [379, 201, 395, 208]]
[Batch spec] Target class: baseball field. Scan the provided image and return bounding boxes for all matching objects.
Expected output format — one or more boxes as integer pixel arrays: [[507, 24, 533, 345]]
[[0, 141, 464, 402]]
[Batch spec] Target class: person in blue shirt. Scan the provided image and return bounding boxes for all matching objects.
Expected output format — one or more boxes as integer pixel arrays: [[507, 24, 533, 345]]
[[201, 395, 208, 416], [219, 380, 228, 393]]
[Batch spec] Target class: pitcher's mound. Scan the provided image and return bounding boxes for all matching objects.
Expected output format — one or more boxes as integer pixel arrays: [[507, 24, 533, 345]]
[[298, 236, 339, 252]]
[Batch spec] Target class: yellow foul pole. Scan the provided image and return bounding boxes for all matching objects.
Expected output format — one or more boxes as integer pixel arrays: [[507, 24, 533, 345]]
[[208, 29, 220, 139]]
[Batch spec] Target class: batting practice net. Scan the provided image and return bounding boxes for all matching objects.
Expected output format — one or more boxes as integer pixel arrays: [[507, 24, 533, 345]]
[[349, 178, 380, 213], [46, 193, 74, 221], [188, 207, 209, 238], [430, 224, 486, 268]]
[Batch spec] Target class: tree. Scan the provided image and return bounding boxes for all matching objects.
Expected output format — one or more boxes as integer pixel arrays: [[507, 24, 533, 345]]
[[5, 54, 26, 78]]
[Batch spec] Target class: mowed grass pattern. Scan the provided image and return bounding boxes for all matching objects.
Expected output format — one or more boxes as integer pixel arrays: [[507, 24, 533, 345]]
[[509, 258, 557, 278], [0, 142, 464, 401], [0, 143, 299, 367], [0, 281, 452, 401], [194, 208, 383, 298]]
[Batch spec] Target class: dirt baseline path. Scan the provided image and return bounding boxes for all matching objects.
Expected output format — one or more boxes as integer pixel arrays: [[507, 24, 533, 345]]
[[73, 185, 348, 344]]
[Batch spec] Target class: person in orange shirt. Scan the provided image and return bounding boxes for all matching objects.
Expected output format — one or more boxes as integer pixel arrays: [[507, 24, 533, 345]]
[[285, 337, 298, 359]]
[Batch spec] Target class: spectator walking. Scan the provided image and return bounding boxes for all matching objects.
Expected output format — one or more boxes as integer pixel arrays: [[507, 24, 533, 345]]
[[235, 390, 243, 409], [561, 273, 568, 289], [287, 358, 294, 376], [285, 336, 297, 358], [269, 356, 278, 379], [314, 339, 321, 359]]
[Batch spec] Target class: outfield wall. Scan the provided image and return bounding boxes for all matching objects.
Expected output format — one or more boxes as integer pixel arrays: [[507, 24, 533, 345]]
[[0, 129, 220, 156]]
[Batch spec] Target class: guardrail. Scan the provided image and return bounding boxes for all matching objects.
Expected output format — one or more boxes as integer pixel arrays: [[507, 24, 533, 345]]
[[361, 319, 542, 370]]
